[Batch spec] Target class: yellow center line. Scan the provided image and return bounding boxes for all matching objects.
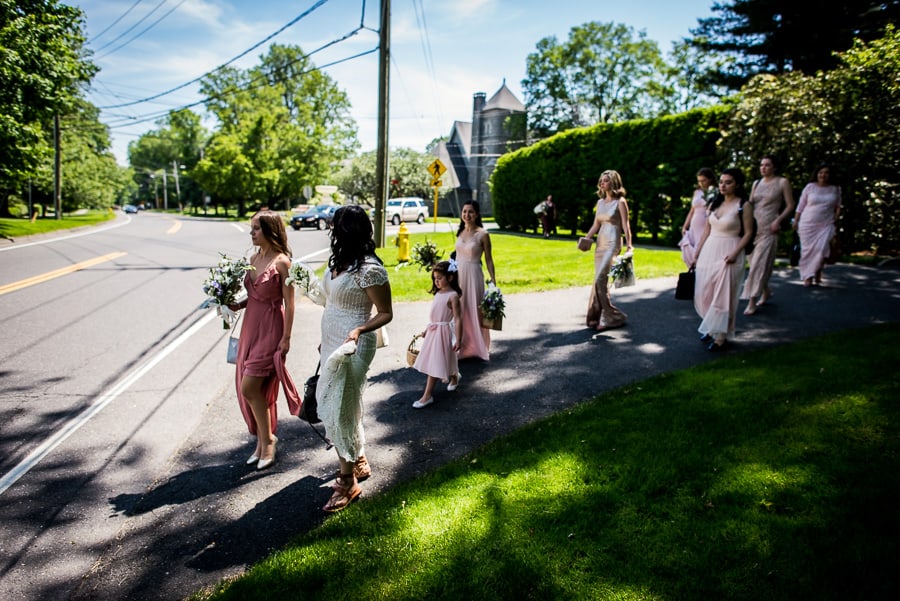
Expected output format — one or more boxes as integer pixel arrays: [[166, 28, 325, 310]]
[[0, 252, 128, 296], [166, 220, 182, 235]]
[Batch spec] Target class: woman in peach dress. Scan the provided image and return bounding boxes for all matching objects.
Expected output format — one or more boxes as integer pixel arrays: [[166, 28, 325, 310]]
[[455, 200, 496, 361], [582, 170, 633, 331], [794, 164, 842, 286], [227, 211, 301, 471], [679, 167, 717, 268], [693, 169, 756, 351], [741, 155, 795, 315]]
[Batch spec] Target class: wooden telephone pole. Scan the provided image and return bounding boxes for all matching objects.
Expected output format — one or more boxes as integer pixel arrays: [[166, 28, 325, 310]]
[[373, 0, 390, 247]]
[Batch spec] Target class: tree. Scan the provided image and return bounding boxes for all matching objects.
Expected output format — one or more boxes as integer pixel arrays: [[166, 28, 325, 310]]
[[334, 147, 434, 203], [521, 22, 669, 138], [194, 44, 358, 215], [0, 0, 97, 216], [720, 26, 900, 253], [129, 108, 208, 209], [691, 0, 900, 89]]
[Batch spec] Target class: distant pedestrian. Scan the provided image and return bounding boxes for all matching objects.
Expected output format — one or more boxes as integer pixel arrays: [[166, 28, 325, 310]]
[[741, 155, 795, 315], [412, 260, 463, 409], [540, 194, 557, 238], [580, 170, 632, 331], [679, 167, 716, 268], [693, 168, 755, 351], [794, 164, 842, 286]]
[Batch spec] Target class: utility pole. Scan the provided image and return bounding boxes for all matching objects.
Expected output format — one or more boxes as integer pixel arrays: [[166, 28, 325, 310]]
[[162, 169, 168, 211], [54, 114, 61, 220], [173, 161, 181, 210], [373, 0, 390, 247]]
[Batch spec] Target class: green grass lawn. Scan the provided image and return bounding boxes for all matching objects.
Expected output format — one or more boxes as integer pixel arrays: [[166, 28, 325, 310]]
[[193, 323, 900, 601], [0, 210, 116, 239], [378, 230, 686, 302]]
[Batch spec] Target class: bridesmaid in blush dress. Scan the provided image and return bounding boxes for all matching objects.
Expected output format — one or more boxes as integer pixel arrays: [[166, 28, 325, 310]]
[[794, 164, 842, 286], [679, 167, 716, 268], [741, 155, 795, 315], [455, 200, 496, 361], [693, 169, 756, 351], [582, 170, 633, 331], [227, 210, 301, 471]]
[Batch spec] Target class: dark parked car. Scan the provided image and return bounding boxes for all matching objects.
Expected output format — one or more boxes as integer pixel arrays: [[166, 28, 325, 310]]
[[290, 205, 337, 230]]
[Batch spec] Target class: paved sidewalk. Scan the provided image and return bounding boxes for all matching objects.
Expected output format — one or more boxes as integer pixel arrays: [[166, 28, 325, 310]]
[[71, 262, 899, 600]]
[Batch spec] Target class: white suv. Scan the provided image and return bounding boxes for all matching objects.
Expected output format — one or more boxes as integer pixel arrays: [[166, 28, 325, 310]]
[[385, 197, 429, 225]]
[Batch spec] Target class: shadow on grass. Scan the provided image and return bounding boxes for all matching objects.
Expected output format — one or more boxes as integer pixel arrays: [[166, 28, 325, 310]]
[[201, 324, 900, 601]]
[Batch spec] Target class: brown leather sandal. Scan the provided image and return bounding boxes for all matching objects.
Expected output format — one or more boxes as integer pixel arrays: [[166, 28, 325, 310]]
[[323, 475, 361, 513], [330, 456, 371, 481]]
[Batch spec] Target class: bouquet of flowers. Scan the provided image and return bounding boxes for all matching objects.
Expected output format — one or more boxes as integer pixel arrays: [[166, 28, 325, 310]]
[[286, 260, 325, 306], [411, 238, 443, 271], [480, 282, 506, 330], [202, 254, 253, 328], [609, 250, 635, 288]]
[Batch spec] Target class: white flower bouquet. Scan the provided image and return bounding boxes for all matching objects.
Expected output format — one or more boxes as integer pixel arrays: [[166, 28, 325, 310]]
[[480, 282, 506, 330], [202, 254, 253, 328], [286, 260, 325, 306], [609, 250, 635, 288]]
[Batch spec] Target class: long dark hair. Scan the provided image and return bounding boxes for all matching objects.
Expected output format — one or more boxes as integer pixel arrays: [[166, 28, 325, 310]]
[[328, 205, 382, 273], [456, 200, 483, 236], [428, 260, 462, 295], [254, 210, 292, 257], [709, 168, 747, 212]]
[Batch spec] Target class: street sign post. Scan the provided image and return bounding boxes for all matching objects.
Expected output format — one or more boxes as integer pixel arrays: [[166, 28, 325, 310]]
[[427, 159, 447, 230]]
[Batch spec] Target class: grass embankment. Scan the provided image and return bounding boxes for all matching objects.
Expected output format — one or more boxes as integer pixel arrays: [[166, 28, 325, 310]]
[[0, 210, 116, 239], [194, 324, 900, 601], [377, 230, 685, 302]]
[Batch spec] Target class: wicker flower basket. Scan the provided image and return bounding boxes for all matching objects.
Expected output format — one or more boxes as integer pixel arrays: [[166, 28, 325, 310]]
[[406, 334, 423, 367]]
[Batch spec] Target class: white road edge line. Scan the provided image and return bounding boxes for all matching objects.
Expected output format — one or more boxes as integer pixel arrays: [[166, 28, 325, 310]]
[[0, 248, 329, 497], [0, 217, 131, 252]]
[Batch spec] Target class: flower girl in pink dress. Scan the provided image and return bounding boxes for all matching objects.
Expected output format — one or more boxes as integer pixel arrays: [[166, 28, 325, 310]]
[[412, 260, 463, 409]]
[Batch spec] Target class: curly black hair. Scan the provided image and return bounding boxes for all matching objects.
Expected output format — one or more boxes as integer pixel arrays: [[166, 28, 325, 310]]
[[328, 205, 383, 273]]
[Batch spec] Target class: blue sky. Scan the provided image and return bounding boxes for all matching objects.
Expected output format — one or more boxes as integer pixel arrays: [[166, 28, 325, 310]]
[[77, 0, 715, 165]]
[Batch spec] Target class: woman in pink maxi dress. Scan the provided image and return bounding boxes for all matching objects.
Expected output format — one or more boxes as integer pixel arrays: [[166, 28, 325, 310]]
[[679, 168, 716, 268], [741, 155, 796, 315], [794, 165, 842, 286], [693, 169, 756, 351], [228, 211, 300, 471], [455, 200, 496, 361], [412, 260, 463, 408], [583, 170, 633, 331]]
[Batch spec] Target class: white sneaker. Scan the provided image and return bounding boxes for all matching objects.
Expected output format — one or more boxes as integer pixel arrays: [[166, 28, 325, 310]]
[[412, 397, 433, 409], [447, 373, 461, 392]]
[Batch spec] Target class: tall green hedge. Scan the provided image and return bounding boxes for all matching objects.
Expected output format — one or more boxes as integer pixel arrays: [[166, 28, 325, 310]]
[[491, 106, 730, 243]]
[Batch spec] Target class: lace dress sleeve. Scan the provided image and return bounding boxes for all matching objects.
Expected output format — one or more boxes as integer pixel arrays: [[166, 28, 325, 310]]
[[353, 257, 389, 289]]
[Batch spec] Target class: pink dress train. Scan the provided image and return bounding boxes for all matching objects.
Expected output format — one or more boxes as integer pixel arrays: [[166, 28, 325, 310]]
[[679, 188, 709, 267], [413, 290, 459, 380], [796, 183, 841, 281], [234, 263, 301, 436], [695, 204, 746, 339], [455, 234, 490, 360]]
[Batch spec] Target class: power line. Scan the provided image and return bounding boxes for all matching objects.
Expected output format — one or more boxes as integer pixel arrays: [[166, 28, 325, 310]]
[[96, 0, 333, 109], [86, 0, 145, 45], [93, 0, 189, 61], [90, 0, 169, 54]]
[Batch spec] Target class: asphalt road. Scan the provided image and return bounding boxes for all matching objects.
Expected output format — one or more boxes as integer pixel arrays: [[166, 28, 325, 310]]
[[1, 217, 898, 600]]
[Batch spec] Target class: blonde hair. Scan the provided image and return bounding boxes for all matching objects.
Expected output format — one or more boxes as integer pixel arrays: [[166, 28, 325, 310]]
[[599, 170, 627, 199]]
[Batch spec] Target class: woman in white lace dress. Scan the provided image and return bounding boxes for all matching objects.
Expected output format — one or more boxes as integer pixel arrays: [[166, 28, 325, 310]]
[[317, 206, 392, 512]]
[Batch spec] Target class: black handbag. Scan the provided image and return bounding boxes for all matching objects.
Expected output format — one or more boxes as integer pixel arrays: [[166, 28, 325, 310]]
[[675, 269, 696, 301], [300, 363, 321, 424]]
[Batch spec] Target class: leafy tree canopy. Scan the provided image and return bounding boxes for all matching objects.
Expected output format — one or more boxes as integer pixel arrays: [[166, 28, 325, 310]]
[[691, 0, 900, 89], [335, 147, 434, 204], [522, 22, 669, 138]]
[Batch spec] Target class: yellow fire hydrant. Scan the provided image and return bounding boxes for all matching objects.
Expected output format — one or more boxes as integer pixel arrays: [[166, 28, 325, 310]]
[[396, 222, 410, 262]]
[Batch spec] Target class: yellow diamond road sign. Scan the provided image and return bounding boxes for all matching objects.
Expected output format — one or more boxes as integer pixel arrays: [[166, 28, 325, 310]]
[[428, 158, 447, 179], [431, 177, 442, 188]]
